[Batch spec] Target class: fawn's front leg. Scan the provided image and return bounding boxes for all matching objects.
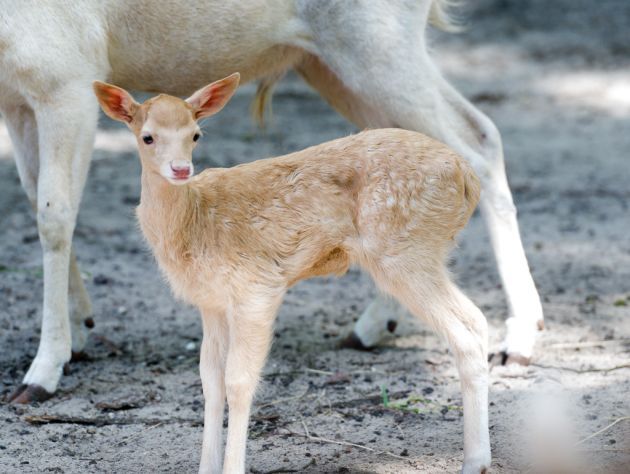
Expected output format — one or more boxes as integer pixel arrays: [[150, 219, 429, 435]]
[[222, 292, 282, 474], [199, 309, 228, 474]]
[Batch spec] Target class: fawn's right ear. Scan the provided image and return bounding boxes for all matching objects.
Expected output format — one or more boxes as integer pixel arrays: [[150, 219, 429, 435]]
[[186, 73, 240, 120], [93, 81, 139, 123]]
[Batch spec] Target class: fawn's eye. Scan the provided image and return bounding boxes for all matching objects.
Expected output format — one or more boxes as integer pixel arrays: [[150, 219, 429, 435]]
[[143, 135, 154, 145], [193, 133, 201, 142]]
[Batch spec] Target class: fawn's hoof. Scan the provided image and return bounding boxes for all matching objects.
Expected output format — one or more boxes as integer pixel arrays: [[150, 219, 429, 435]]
[[488, 350, 530, 367], [7, 383, 54, 404], [339, 331, 372, 351]]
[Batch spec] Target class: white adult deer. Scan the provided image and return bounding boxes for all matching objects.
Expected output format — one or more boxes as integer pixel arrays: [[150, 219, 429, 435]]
[[93, 74, 490, 474], [1, 0, 543, 403]]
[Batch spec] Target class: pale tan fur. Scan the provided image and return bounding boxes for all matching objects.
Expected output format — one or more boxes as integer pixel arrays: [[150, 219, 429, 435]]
[[93, 75, 490, 474], [139, 130, 479, 302]]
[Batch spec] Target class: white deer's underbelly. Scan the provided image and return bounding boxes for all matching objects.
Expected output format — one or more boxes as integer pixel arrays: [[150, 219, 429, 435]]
[[105, 0, 307, 94]]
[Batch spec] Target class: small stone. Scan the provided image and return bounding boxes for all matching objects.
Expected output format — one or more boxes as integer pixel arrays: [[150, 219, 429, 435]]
[[93, 274, 111, 285]]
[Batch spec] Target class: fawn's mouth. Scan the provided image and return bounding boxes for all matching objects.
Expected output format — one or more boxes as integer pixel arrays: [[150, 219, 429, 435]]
[[172, 169, 191, 179], [164, 161, 194, 184]]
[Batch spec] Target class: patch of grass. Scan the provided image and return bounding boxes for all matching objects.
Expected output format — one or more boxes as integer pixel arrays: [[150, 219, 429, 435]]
[[0, 264, 43, 278], [381, 385, 389, 408], [381, 387, 462, 415], [585, 294, 600, 303], [613, 299, 627, 307]]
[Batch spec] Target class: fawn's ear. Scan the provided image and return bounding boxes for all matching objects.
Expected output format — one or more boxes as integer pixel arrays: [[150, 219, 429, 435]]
[[93, 81, 139, 123], [186, 72, 240, 120]]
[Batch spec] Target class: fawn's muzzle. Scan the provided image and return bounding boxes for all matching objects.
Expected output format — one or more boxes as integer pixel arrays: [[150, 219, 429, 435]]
[[169, 161, 193, 180]]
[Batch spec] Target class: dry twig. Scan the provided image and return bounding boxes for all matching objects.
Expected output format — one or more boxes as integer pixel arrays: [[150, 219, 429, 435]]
[[282, 420, 411, 463], [263, 368, 334, 378], [111, 422, 164, 448], [24, 412, 277, 427], [250, 458, 315, 474], [574, 416, 630, 447], [24, 414, 201, 426], [549, 339, 630, 350], [531, 363, 630, 374], [256, 388, 310, 411]]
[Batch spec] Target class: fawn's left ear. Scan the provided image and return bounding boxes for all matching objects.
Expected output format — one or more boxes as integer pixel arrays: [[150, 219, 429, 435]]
[[186, 72, 240, 120], [93, 81, 139, 123]]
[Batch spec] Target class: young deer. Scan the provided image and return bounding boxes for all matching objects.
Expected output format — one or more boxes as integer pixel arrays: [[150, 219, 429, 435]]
[[93, 73, 490, 474]]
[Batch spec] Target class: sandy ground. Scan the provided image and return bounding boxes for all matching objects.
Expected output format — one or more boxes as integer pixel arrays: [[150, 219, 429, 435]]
[[1, 1, 629, 472]]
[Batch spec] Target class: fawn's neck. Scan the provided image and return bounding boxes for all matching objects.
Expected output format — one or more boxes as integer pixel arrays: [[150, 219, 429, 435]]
[[137, 168, 199, 257]]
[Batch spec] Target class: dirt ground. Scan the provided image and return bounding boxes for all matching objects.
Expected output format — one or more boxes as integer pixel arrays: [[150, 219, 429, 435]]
[[1, 1, 629, 473]]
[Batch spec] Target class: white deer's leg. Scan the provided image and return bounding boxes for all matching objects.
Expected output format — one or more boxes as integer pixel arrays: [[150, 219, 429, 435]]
[[222, 292, 281, 474], [8, 83, 98, 402], [68, 249, 94, 359], [340, 294, 403, 349], [377, 265, 490, 474], [199, 308, 228, 474], [4, 102, 94, 371], [296, 1, 543, 362], [475, 141, 545, 363], [2, 103, 40, 207]]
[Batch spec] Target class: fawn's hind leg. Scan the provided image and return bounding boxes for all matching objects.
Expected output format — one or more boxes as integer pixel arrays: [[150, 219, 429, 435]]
[[295, 0, 543, 363], [374, 265, 490, 474]]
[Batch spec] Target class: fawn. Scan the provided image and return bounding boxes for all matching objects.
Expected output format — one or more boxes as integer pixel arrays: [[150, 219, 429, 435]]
[[93, 73, 490, 474]]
